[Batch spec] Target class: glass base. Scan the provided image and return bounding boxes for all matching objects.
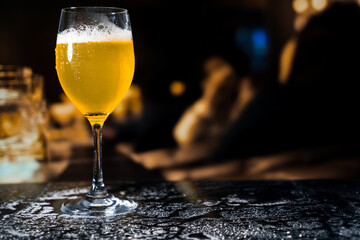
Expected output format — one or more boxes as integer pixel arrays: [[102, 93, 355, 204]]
[[61, 194, 137, 217]]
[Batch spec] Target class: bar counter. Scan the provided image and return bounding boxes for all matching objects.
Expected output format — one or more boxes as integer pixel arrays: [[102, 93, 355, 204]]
[[1, 180, 360, 239]]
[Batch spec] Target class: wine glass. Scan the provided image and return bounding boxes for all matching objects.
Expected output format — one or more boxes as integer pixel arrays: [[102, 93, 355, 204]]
[[55, 7, 137, 216]]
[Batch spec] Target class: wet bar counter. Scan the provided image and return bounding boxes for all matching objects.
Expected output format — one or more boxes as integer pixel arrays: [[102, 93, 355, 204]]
[[1, 180, 360, 239]]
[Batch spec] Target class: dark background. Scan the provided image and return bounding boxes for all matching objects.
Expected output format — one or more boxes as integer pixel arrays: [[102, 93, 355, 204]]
[[3, 1, 360, 182], [0, 0, 294, 105]]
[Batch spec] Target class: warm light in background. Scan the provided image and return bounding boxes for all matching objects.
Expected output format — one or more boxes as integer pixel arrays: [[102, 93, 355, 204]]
[[293, 0, 328, 14], [311, 0, 328, 11], [170, 80, 186, 97], [279, 38, 298, 84], [113, 85, 143, 119], [0, 112, 22, 138], [293, 0, 309, 13], [174, 113, 196, 144], [173, 101, 208, 145], [292, 0, 328, 30], [294, 15, 309, 31]]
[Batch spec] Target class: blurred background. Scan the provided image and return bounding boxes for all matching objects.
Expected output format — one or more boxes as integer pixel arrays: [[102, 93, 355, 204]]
[[1, 0, 360, 183]]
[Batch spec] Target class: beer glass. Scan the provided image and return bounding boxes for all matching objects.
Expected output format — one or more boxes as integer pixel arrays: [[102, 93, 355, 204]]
[[55, 7, 137, 216]]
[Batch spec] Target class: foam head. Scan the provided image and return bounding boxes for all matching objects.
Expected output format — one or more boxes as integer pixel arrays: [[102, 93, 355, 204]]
[[57, 22, 132, 44]]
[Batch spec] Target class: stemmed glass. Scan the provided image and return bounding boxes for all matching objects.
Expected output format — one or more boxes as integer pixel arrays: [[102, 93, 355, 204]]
[[55, 7, 137, 216]]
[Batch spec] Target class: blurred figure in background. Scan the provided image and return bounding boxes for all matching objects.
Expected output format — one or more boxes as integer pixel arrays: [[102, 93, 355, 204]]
[[118, 47, 253, 170], [125, 2, 360, 180], [214, 2, 360, 159], [207, 2, 360, 179], [174, 49, 252, 146]]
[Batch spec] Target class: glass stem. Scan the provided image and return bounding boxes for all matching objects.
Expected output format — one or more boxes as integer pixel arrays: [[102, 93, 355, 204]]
[[87, 123, 108, 198]]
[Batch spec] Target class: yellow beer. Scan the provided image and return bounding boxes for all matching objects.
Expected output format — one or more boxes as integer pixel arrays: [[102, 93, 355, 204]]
[[55, 40, 134, 123]]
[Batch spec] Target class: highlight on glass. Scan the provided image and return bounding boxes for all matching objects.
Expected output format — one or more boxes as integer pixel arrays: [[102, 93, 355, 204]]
[[55, 7, 137, 216]]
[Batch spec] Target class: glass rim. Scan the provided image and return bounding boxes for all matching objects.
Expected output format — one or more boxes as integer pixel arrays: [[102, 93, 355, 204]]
[[61, 6, 128, 14]]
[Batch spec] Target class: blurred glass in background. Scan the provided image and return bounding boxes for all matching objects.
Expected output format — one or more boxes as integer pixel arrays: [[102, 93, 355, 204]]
[[0, 65, 47, 183]]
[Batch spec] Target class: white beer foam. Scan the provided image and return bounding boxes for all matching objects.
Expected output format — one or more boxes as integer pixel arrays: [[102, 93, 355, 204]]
[[57, 24, 132, 44]]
